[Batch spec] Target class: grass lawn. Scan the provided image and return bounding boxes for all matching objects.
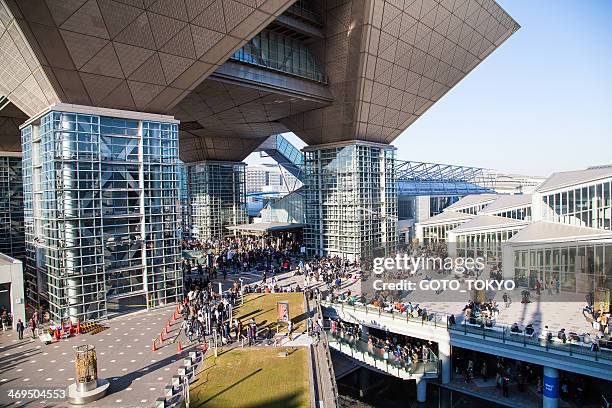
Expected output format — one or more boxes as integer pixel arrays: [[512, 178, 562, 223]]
[[234, 293, 307, 334], [189, 347, 310, 408]]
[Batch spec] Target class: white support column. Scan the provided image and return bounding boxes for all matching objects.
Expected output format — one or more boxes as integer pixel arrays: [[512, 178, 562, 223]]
[[416, 378, 427, 403], [543, 366, 559, 408], [438, 341, 451, 384]]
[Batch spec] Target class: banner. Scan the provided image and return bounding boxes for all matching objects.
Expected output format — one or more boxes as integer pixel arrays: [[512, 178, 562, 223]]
[[543, 375, 559, 399], [277, 301, 289, 323]]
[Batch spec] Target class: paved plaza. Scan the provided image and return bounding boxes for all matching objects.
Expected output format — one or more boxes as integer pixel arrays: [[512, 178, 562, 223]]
[[0, 305, 198, 408]]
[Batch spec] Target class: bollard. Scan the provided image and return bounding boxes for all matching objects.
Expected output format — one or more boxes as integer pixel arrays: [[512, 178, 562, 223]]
[[183, 357, 193, 368], [172, 375, 183, 387]]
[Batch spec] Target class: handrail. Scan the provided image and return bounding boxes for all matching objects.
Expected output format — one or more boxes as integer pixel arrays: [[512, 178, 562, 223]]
[[316, 299, 340, 407], [307, 293, 340, 407], [322, 299, 612, 363], [326, 329, 439, 379]]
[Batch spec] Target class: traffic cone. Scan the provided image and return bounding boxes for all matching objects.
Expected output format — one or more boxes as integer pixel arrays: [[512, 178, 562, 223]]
[[76, 321, 81, 335], [151, 340, 157, 351], [165, 325, 169, 335], [202, 341, 207, 353], [159, 332, 164, 343], [54, 327, 60, 341], [177, 340, 182, 353]]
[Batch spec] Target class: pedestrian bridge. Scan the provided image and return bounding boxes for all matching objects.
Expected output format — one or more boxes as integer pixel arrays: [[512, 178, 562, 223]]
[[322, 300, 612, 381], [325, 330, 439, 381]]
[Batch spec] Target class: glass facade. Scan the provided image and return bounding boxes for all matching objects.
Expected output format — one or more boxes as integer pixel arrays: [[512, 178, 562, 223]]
[[492, 206, 531, 220], [430, 196, 461, 217], [22, 110, 182, 323], [513, 242, 612, 293], [422, 222, 464, 244], [457, 203, 491, 215], [304, 143, 397, 260], [0, 155, 24, 259], [231, 29, 326, 83], [398, 196, 416, 220], [187, 161, 247, 240], [542, 179, 612, 230], [178, 161, 190, 239], [456, 228, 522, 261]]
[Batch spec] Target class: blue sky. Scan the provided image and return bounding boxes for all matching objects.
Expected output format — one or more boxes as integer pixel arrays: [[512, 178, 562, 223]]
[[247, 1, 612, 177]]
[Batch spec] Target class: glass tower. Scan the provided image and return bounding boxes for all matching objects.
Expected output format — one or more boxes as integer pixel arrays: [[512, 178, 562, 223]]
[[21, 106, 182, 323], [187, 161, 247, 240], [0, 154, 24, 259], [303, 142, 397, 261]]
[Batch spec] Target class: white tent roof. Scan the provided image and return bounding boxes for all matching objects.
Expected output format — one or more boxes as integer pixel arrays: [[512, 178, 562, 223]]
[[450, 214, 528, 234], [445, 193, 499, 211], [507, 221, 612, 243], [481, 194, 532, 214], [536, 166, 612, 193]]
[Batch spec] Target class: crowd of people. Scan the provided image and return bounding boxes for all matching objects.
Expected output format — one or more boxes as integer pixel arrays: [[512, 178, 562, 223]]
[[463, 300, 500, 324], [181, 235, 300, 282], [329, 320, 437, 370]]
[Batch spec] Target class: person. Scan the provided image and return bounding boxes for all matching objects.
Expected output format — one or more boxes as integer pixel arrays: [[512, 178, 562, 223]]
[[502, 375, 509, 397], [1, 312, 7, 331], [481, 362, 488, 382], [29, 317, 36, 338], [576, 377, 584, 403], [16, 318, 24, 340], [517, 371, 524, 392], [560, 379, 569, 401], [558, 328, 567, 343], [547, 281, 553, 295], [555, 279, 560, 294], [466, 359, 474, 383], [288, 320, 293, 341], [503, 292, 509, 308]]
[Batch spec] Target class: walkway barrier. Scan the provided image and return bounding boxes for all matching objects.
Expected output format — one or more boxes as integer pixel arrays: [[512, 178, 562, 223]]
[[326, 329, 439, 380], [322, 299, 612, 363], [315, 300, 340, 407]]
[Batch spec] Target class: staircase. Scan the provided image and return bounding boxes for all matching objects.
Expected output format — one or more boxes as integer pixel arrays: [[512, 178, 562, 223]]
[[255, 134, 304, 181]]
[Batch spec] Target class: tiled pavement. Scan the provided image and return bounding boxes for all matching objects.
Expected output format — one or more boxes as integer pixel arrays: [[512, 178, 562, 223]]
[[0, 305, 199, 408], [443, 377, 579, 408]]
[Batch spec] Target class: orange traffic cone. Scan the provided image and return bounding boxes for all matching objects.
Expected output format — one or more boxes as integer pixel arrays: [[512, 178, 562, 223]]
[[159, 332, 164, 343], [54, 327, 60, 341], [151, 340, 157, 351], [202, 341, 207, 353], [76, 321, 81, 335], [177, 340, 182, 353]]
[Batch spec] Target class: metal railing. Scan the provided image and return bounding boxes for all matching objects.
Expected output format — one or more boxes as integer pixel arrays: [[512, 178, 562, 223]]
[[315, 298, 340, 407], [326, 329, 439, 379], [322, 299, 612, 363]]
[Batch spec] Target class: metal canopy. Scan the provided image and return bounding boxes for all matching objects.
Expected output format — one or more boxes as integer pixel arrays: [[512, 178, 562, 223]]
[[395, 160, 494, 196]]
